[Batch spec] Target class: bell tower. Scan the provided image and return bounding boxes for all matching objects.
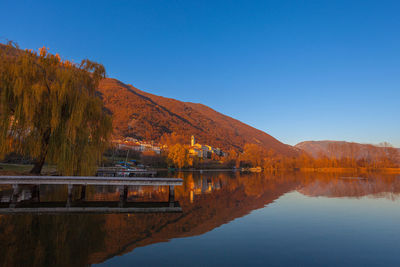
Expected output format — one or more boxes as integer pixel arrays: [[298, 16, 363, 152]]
[[191, 135, 195, 146]]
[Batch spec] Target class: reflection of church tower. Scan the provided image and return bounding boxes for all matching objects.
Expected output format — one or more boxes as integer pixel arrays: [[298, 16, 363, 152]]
[[191, 135, 195, 146]]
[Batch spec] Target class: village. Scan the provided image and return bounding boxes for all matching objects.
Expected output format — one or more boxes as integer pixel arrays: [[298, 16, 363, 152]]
[[112, 135, 226, 159]]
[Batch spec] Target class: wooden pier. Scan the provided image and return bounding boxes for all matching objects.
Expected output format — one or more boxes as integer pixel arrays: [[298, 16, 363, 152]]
[[0, 176, 183, 213]]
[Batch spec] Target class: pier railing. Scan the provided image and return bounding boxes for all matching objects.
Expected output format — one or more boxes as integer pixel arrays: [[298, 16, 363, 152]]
[[96, 168, 157, 177]]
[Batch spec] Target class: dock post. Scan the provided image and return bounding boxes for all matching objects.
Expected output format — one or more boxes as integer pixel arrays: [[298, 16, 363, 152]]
[[67, 184, 73, 207], [32, 185, 40, 202], [10, 184, 19, 208], [169, 185, 175, 207], [119, 185, 128, 207], [123, 185, 128, 202], [80, 185, 86, 201]]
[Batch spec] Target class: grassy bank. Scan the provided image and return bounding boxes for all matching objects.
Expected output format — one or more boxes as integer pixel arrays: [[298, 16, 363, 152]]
[[0, 163, 57, 175]]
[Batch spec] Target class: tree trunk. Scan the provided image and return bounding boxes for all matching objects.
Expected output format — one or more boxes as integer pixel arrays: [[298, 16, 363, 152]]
[[30, 128, 51, 175], [29, 151, 47, 175]]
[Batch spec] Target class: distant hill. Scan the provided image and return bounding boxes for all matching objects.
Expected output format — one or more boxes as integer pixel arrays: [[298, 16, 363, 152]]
[[98, 78, 298, 156], [295, 140, 400, 161]]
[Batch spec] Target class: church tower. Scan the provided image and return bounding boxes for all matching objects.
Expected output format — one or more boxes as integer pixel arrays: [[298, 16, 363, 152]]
[[191, 135, 195, 146]]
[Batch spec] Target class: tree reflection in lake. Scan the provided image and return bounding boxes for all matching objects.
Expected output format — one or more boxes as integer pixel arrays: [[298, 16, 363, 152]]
[[0, 214, 105, 267], [0, 172, 399, 266]]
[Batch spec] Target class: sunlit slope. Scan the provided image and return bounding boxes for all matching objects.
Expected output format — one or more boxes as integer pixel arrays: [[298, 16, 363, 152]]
[[98, 78, 298, 155]]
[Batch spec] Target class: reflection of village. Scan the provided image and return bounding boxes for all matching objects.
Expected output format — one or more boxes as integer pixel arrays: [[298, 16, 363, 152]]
[[90, 177, 223, 204], [89, 178, 223, 204], [112, 135, 226, 159], [89, 186, 169, 202], [187, 175, 222, 203]]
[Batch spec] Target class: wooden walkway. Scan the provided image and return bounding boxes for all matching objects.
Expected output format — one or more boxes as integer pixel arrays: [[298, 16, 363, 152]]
[[0, 176, 183, 213], [0, 176, 182, 186]]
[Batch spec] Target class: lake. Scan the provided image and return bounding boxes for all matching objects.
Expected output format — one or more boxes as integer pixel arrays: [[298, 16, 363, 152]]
[[0, 171, 399, 266]]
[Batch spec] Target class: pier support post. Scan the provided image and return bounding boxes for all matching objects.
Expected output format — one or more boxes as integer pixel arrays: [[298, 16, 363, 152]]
[[169, 185, 175, 207], [67, 184, 73, 207], [80, 185, 86, 201], [32, 185, 40, 202], [10, 184, 19, 208], [123, 185, 128, 201], [119, 185, 128, 207]]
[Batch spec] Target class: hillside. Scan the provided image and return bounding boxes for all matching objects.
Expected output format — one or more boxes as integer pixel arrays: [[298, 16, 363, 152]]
[[295, 140, 400, 161], [98, 78, 298, 155]]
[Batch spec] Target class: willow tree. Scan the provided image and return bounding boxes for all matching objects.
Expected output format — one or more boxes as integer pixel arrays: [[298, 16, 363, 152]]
[[0, 42, 112, 175]]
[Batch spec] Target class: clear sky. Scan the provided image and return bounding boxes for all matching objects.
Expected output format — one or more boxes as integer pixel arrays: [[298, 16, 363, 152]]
[[1, 0, 399, 147]]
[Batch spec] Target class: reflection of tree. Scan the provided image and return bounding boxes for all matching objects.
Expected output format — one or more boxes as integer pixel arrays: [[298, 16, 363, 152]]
[[0, 214, 105, 267]]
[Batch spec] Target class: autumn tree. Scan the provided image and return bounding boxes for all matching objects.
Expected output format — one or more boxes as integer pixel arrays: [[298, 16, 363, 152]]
[[0, 42, 112, 175], [240, 143, 265, 167], [223, 149, 239, 168], [167, 143, 192, 169]]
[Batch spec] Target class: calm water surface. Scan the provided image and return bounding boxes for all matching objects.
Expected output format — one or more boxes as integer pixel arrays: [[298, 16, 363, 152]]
[[0, 172, 399, 266]]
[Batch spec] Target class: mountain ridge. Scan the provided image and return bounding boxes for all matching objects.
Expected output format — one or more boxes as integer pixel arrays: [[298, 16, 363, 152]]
[[295, 140, 400, 161]]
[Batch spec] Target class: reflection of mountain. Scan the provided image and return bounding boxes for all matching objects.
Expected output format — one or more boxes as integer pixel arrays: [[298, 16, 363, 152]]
[[88, 172, 300, 264], [0, 172, 399, 266], [298, 176, 400, 199], [88, 173, 400, 264]]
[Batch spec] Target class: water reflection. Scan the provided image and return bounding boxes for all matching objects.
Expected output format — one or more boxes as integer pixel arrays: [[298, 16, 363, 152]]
[[298, 175, 400, 199], [0, 172, 399, 266], [0, 183, 181, 214]]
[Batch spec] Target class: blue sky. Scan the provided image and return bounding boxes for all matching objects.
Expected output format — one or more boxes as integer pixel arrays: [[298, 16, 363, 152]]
[[1, 0, 399, 146]]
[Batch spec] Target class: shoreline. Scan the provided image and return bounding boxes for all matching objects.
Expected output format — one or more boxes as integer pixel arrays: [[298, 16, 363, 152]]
[[1, 163, 399, 175], [298, 167, 400, 174]]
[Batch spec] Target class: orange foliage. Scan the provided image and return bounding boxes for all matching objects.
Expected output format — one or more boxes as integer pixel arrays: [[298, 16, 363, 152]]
[[167, 143, 192, 169]]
